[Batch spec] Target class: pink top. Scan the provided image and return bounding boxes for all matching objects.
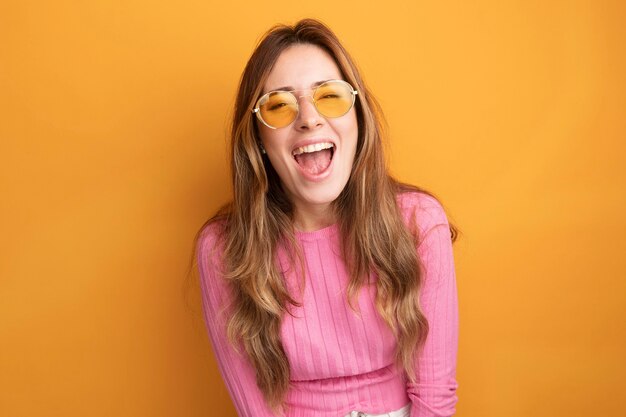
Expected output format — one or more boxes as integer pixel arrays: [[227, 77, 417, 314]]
[[196, 191, 459, 417]]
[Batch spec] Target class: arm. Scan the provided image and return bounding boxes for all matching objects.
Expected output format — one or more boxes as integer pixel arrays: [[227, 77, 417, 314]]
[[406, 204, 459, 416], [196, 225, 282, 417]]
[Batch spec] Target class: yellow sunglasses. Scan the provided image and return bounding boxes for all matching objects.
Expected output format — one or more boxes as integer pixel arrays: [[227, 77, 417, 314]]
[[252, 79, 358, 129]]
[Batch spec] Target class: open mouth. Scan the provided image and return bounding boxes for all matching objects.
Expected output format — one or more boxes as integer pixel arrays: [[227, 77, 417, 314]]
[[292, 142, 335, 175]]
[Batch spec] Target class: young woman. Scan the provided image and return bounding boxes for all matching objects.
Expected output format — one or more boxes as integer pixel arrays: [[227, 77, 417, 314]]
[[195, 18, 459, 417]]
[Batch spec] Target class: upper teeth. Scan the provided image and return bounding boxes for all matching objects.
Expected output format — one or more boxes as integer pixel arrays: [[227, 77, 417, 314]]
[[292, 142, 334, 156]]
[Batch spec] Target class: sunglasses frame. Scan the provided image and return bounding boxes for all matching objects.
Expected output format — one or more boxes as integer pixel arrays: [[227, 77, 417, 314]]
[[252, 79, 358, 129]]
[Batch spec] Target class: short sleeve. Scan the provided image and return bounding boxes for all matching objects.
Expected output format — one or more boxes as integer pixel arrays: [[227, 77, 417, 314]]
[[399, 192, 459, 416], [196, 223, 283, 417]]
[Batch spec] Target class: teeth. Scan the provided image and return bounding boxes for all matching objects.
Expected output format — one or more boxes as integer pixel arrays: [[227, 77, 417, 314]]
[[292, 142, 334, 156]]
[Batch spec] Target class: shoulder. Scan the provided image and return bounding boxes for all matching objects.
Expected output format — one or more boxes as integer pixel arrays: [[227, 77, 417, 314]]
[[396, 189, 450, 237], [195, 217, 234, 304], [196, 218, 228, 271]]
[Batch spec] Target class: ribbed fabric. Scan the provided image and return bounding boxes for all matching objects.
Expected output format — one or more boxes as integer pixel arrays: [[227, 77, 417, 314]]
[[196, 191, 459, 417]]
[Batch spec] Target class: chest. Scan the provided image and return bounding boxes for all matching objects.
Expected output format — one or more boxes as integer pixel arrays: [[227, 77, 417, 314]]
[[277, 238, 397, 380]]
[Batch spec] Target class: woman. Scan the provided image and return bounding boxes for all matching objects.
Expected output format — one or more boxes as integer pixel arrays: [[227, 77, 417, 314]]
[[195, 18, 459, 417]]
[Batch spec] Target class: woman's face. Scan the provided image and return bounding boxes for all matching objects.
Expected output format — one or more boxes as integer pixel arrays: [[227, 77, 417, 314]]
[[257, 44, 359, 221]]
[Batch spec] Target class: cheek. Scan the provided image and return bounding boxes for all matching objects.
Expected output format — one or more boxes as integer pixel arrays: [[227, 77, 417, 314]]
[[340, 114, 359, 151], [258, 127, 281, 152], [258, 130, 292, 175], [342, 110, 359, 135]]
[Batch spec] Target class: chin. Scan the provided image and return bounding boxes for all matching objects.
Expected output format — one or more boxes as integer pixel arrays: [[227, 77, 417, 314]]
[[297, 183, 346, 206]]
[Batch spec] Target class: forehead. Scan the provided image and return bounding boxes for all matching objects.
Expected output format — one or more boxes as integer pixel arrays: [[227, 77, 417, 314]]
[[263, 44, 343, 93]]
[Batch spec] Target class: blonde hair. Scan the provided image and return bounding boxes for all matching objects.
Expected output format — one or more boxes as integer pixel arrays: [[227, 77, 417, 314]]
[[195, 18, 458, 413]]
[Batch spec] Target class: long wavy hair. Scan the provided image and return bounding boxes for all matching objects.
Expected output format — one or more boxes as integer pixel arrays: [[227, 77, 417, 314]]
[[194, 18, 459, 413]]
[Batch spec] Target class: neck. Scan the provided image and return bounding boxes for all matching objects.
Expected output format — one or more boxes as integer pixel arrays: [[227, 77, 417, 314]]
[[292, 202, 336, 232]]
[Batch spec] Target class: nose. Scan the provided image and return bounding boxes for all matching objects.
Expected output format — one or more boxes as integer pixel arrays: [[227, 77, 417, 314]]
[[295, 94, 323, 130]]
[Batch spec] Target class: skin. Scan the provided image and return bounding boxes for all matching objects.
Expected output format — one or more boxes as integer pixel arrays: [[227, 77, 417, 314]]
[[258, 44, 359, 232]]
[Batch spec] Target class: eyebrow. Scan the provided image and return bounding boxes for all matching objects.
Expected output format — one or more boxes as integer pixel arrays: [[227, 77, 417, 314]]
[[264, 79, 333, 94]]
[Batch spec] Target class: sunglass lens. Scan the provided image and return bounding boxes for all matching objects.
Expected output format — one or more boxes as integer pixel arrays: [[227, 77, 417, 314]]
[[314, 81, 355, 118], [258, 91, 298, 128]]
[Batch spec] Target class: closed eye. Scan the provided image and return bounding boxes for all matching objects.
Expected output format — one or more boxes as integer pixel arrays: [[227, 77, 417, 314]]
[[268, 102, 288, 111]]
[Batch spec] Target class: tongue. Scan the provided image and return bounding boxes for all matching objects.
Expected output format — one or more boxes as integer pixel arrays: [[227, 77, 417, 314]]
[[295, 149, 332, 175]]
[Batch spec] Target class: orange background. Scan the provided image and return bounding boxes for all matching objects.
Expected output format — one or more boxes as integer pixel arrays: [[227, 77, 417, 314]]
[[1, 1, 625, 416]]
